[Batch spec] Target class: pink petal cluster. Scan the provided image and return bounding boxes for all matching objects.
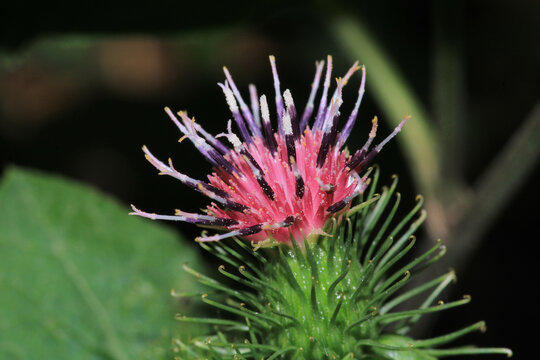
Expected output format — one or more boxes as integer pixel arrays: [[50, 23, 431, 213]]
[[131, 56, 407, 244]]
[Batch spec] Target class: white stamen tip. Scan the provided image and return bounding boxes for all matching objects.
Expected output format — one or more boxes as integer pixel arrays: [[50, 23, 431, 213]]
[[282, 111, 293, 135], [230, 134, 242, 148], [260, 95, 271, 123], [284, 89, 294, 108], [220, 83, 239, 112]]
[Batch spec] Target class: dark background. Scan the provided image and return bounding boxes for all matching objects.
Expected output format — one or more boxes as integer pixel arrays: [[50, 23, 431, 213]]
[[1, 1, 538, 358]]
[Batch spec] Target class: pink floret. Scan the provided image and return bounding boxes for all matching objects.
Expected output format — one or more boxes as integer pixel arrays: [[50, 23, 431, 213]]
[[207, 130, 357, 243], [130, 56, 408, 244]]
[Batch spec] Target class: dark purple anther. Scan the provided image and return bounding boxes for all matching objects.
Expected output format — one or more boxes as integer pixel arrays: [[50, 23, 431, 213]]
[[224, 199, 250, 213], [284, 89, 301, 140], [208, 147, 240, 175], [349, 149, 378, 173], [257, 176, 276, 201], [316, 132, 332, 168], [327, 199, 347, 213], [295, 174, 305, 199], [240, 148, 263, 173], [282, 215, 296, 227], [281, 110, 297, 166], [346, 149, 366, 170], [239, 224, 263, 237], [201, 182, 230, 199]]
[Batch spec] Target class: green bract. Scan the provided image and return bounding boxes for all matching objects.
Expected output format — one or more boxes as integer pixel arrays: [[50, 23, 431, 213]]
[[173, 168, 512, 359]]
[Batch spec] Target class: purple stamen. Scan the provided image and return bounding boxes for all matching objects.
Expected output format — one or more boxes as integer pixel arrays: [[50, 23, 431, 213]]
[[348, 149, 377, 173], [348, 115, 408, 172], [262, 215, 297, 230], [166, 158, 230, 198], [217, 121, 275, 201], [326, 176, 369, 213], [164, 106, 189, 133], [313, 55, 333, 131], [175, 209, 239, 226], [330, 61, 360, 103], [300, 60, 325, 131], [283, 89, 300, 140], [338, 65, 367, 147], [142, 145, 228, 198], [282, 110, 297, 165], [316, 80, 344, 168], [346, 149, 366, 170], [291, 158, 305, 199], [219, 82, 253, 144], [316, 131, 332, 168], [374, 115, 409, 152], [269, 55, 285, 134], [247, 159, 276, 200], [143, 146, 246, 212], [249, 84, 261, 128], [259, 95, 278, 154], [197, 223, 263, 242], [177, 112, 230, 155], [197, 213, 297, 242], [164, 108, 217, 166], [320, 78, 344, 134], [170, 109, 237, 173], [130, 205, 238, 227], [345, 116, 377, 170], [223, 67, 262, 139], [217, 120, 264, 174], [195, 182, 249, 212]]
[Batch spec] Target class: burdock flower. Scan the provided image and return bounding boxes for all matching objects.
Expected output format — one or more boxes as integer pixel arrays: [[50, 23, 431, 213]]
[[132, 57, 512, 359], [131, 56, 407, 243]]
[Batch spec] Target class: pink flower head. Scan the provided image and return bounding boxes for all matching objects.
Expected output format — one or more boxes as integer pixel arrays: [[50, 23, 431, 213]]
[[131, 56, 408, 244]]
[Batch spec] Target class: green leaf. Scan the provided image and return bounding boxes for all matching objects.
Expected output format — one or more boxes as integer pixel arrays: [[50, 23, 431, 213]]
[[0, 167, 203, 359]]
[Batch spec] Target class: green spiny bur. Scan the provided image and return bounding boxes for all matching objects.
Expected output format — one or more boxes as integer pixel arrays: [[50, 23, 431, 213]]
[[173, 169, 512, 359]]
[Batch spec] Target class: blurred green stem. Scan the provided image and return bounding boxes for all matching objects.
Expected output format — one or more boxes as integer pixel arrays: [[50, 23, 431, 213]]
[[331, 15, 441, 197]]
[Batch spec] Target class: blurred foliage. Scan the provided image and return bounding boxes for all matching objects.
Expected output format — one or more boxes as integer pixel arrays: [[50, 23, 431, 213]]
[[0, 167, 204, 359]]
